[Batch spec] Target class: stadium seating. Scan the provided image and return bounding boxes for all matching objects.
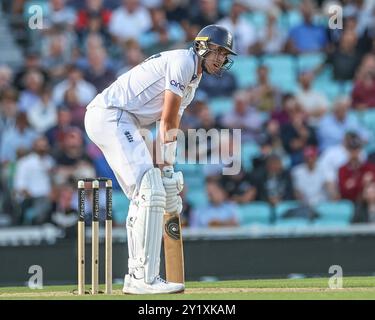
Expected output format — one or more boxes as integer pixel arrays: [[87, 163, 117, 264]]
[[275, 217, 310, 227], [112, 190, 130, 225], [361, 109, 375, 138], [175, 163, 205, 189], [229, 56, 258, 88], [261, 55, 298, 92], [244, 11, 267, 29], [186, 187, 209, 208], [241, 142, 260, 171], [238, 202, 272, 226], [208, 97, 234, 116], [274, 201, 301, 219], [312, 78, 341, 102], [297, 53, 325, 72], [274, 201, 312, 227], [313, 200, 354, 226], [279, 9, 303, 29]]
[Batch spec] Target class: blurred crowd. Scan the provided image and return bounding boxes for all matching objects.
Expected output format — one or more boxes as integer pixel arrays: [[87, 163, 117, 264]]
[[1, 0, 375, 231]]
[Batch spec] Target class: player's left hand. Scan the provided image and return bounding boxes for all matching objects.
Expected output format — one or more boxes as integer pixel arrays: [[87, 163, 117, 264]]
[[162, 166, 183, 213]]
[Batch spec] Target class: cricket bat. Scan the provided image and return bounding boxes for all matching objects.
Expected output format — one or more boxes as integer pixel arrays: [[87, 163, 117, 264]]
[[163, 211, 185, 284]]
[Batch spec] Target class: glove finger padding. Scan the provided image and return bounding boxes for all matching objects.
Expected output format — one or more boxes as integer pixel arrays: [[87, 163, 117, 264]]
[[175, 171, 184, 193], [176, 195, 183, 214], [162, 171, 184, 194], [165, 194, 182, 214]]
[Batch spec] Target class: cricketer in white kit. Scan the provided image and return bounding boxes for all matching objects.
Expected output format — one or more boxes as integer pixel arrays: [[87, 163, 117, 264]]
[[84, 25, 237, 294]]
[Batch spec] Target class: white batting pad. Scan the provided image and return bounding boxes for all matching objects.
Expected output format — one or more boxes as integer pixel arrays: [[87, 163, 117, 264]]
[[126, 168, 166, 284]]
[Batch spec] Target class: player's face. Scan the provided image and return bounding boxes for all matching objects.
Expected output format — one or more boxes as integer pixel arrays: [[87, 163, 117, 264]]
[[204, 44, 231, 75]]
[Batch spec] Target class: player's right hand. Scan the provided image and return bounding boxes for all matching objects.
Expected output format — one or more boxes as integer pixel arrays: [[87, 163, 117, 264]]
[[162, 166, 183, 213]]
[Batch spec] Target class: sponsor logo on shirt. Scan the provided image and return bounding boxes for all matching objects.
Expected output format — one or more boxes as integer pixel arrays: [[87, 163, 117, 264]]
[[170, 80, 185, 91], [124, 131, 134, 143]]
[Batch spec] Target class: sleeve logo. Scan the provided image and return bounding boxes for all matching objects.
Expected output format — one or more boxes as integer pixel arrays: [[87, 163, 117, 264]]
[[170, 80, 185, 91]]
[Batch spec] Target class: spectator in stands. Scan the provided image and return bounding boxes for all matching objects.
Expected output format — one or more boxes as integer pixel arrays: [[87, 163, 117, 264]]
[[202, 131, 241, 178], [190, 102, 222, 175], [179, 187, 193, 227], [0, 112, 38, 164], [0, 65, 13, 93], [163, 0, 190, 27], [50, 178, 78, 237], [355, 53, 375, 80], [324, 30, 363, 82], [352, 63, 375, 109], [82, 32, 105, 57], [13, 136, 54, 225], [252, 9, 288, 55], [352, 182, 375, 223], [45, 107, 74, 151], [52, 64, 97, 107], [86, 141, 120, 190], [249, 65, 281, 113], [83, 47, 116, 92], [76, 1, 108, 47], [44, 0, 77, 30], [271, 93, 298, 127], [285, 0, 328, 54], [281, 107, 317, 166], [76, 11, 112, 51], [75, 33, 115, 72], [41, 32, 73, 83], [179, 99, 204, 133], [75, 0, 112, 31], [265, 119, 287, 155], [295, 69, 329, 126], [18, 70, 44, 112], [343, 0, 373, 37], [252, 136, 273, 173], [139, 7, 186, 55], [191, 179, 239, 228], [0, 88, 18, 136], [253, 153, 295, 206], [27, 87, 57, 134], [319, 131, 367, 200], [317, 96, 368, 151], [220, 90, 264, 143], [53, 127, 95, 185], [219, 167, 256, 204], [108, 0, 152, 44], [0, 89, 19, 216], [116, 39, 145, 76], [217, 1, 257, 55], [13, 50, 49, 91], [292, 146, 327, 206], [63, 86, 87, 129], [190, 0, 224, 30], [194, 102, 221, 131], [324, 2, 344, 53], [246, 0, 284, 12], [199, 70, 237, 98], [338, 136, 375, 202]]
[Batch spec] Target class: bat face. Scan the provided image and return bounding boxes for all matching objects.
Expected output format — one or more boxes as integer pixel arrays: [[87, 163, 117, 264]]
[[163, 212, 185, 285]]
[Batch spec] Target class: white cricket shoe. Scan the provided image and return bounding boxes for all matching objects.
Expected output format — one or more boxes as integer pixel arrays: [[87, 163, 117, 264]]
[[122, 274, 185, 294]]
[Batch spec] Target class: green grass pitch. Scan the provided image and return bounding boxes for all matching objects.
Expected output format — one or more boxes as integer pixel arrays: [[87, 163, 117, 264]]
[[0, 277, 374, 300]]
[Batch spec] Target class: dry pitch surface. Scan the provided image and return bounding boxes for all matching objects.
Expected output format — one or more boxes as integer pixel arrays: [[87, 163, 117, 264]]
[[0, 277, 374, 300]]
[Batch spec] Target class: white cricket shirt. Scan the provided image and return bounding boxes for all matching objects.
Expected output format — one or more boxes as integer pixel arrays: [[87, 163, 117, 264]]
[[88, 48, 201, 126]]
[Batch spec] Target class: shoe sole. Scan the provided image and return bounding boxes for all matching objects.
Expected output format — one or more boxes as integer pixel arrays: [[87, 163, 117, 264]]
[[122, 288, 185, 295]]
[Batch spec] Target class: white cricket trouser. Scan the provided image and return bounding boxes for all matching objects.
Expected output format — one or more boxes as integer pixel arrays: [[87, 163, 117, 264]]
[[84, 102, 154, 199]]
